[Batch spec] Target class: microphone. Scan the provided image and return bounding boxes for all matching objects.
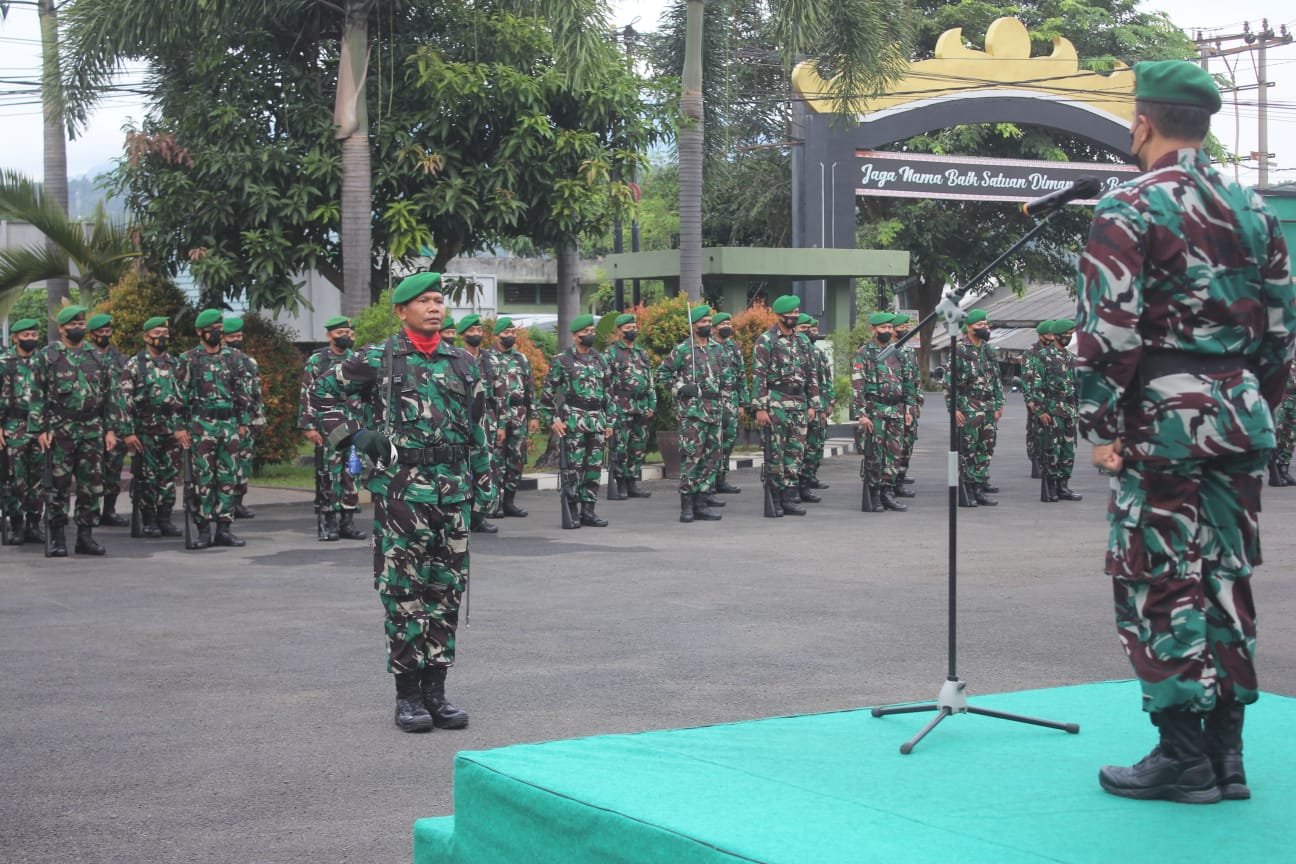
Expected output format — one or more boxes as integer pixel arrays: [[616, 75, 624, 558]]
[[1020, 177, 1102, 217]]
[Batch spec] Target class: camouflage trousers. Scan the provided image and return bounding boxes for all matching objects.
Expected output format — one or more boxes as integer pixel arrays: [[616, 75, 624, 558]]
[[1025, 411, 1039, 462], [562, 428, 607, 504], [103, 442, 125, 499], [234, 431, 256, 499], [610, 413, 650, 481], [3, 438, 42, 518], [47, 432, 105, 528], [678, 416, 721, 494], [718, 399, 741, 464], [855, 409, 905, 482], [134, 430, 181, 513], [768, 406, 807, 490], [958, 406, 996, 484], [1037, 415, 1076, 480], [373, 495, 469, 673], [899, 411, 918, 474], [1106, 450, 1266, 713], [1274, 394, 1296, 466], [802, 416, 827, 483], [322, 445, 360, 513], [188, 431, 239, 524], [495, 422, 528, 494]]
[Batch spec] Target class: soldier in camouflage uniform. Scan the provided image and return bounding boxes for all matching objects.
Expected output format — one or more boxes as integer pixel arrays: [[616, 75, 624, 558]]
[[658, 304, 723, 523], [29, 306, 124, 556], [1022, 320, 1052, 482], [299, 316, 367, 541], [1024, 319, 1083, 502], [88, 313, 131, 528], [120, 316, 184, 538], [796, 315, 833, 501], [457, 314, 504, 534], [487, 316, 539, 518], [172, 308, 253, 549], [222, 318, 265, 520], [313, 272, 492, 733], [1077, 61, 1294, 804], [710, 312, 747, 495], [751, 295, 818, 517], [891, 314, 920, 497], [604, 313, 656, 500], [853, 312, 913, 512], [1267, 364, 1296, 486], [1, 318, 44, 544], [440, 317, 456, 344], [947, 308, 1002, 507], [539, 314, 613, 527]]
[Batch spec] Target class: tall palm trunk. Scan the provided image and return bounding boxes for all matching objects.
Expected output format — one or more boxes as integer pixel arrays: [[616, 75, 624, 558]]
[[677, 0, 704, 302], [335, 0, 375, 317], [39, 0, 70, 339], [556, 236, 581, 351]]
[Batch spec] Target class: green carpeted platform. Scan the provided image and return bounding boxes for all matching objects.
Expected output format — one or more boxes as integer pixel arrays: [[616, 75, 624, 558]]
[[414, 681, 1295, 863]]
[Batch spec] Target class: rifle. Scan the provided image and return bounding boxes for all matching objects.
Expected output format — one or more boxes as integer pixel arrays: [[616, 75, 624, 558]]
[[182, 447, 198, 550], [313, 445, 329, 540], [1037, 413, 1055, 502], [760, 425, 779, 517], [42, 448, 54, 557], [861, 431, 882, 513], [129, 451, 143, 538], [557, 434, 580, 530], [0, 447, 11, 545]]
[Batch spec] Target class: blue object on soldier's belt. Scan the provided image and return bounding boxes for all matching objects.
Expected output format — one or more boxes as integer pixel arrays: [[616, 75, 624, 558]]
[[348, 447, 363, 476]]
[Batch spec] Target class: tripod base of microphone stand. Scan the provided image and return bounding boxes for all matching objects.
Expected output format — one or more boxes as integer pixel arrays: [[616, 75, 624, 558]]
[[871, 678, 1080, 755]]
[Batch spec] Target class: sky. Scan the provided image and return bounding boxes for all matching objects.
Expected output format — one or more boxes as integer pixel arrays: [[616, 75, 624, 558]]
[[0, 1, 1293, 185]]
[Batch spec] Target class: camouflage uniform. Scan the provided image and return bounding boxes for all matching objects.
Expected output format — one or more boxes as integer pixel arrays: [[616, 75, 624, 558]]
[[313, 330, 492, 674], [852, 341, 914, 486], [1270, 365, 1296, 481], [604, 340, 656, 485], [1021, 338, 1047, 471], [172, 345, 254, 529], [299, 346, 362, 515], [658, 338, 722, 496], [230, 348, 266, 509], [896, 341, 923, 480], [488, 345, 535, 496], [2, 348, 42, 537], [751, 325, 819, 493], [712, 336, 749, 486], [539, 346, 612, 504], [464, 345, 505, 528], [947, 336, 1003, 488], [1076, 146, 1294, 716], [121, 349, 183, 523], [1030, 340, 1079, 488], [801, 339, 834, 488], [92, 342, 130, 520]]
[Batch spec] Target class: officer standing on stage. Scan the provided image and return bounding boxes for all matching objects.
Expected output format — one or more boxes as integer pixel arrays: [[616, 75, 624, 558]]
[[1022, 320, 1053, 479], [1, 318, 44, 544], [313, 272, 492, 733], [1030, 319, 1082, 502], [1077, 60, 1293, 803], [751, 295, 817, 517], [487, 317, 539, 518], [222, 318, 264, 520], [88, 313, 130, 527], [457, 314, 504, 535], [120, 316, 184, 538], [658, 304, 723, 523], [710, 312, 747, 495], [798, 315, 834, 498], [853, 312, 912, 512], [948, 308, 1002, 507], [539, 314, 613, 527], [892, 314, 920, 496], [299, 316, 367, 541], [29, 306, 123, 556], [604, 313, 656, 501]]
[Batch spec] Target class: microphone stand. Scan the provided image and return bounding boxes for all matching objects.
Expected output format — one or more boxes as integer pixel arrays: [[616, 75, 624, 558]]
[[870, 210, 1080, 754]]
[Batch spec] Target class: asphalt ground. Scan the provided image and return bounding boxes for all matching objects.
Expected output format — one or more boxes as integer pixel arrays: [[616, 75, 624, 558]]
[[4, 392, 1296, 863]]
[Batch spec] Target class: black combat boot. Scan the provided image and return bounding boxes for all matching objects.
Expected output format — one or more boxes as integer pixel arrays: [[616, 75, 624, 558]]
[[894, 477, 916, 498], [607, 478, 627, 501], [4, 514, 22, 545], [1057, 479, 1083, 501], [1282, 464, 1296, 486], [704, 492, 726, 508], [233, 497, 256, 519], [716, 473, 742, 494], [141, 508, 162, 538], [781, 488, 806, 516], [1030, 458, 1041, 479], [214, 522, 246, 547], [156, 507, 182, 537], [679, 493, 695, 523], [974, 483, 999, 506], [867, 486, 884, 512], [190, 521, 211, 550], [469, 511, 498, 534], [1099, 711, 1221, 804], [981, 479, 999, 494], [579, 502, 608, 527], [422, 666, 469, 729], [787, 486, 803, 504], [807, 476, 830, 490], [321, 511, 340, 541], [692, 493, 722, 521], [798, 483, 822, 504], [501, 490, 528, 517], [625, 478, 652, 498], [75, 524, 106, 556], [394, 671, 436, 733], [100, 495, 129, 528], [338, 511, 368, 540], [1268, 459, 1284, 487], [1041, 475, 1058, 503], [1204, 703, 1249, 800], [48, 523, 68, 557], [880, 487, 908, 512], [25, 513, 45, 544]]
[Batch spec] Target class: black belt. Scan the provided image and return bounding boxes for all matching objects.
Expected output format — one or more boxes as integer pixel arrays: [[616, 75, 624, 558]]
[[204, 407, 236, 420], [4, 408, 26, 420], [873, 394, 905, 406], [55, 408, 102, 422], [565, 395, 604, 411], [507, 393, 529, 407], [396, 445, 469, 466], [1141, 349, 1251, 379], [770, 380, 804, 395]]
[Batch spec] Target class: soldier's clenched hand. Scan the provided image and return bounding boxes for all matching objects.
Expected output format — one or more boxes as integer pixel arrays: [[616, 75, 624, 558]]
[[304, 430, 324, 446], [755, 410, 771, 427], [677, 383, 700, 400], [352, 429, 394, 467]]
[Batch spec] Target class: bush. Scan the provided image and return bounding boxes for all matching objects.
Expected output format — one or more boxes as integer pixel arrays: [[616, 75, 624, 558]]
[[525, 326, 557, 361], [6, 287, 52, 342], [239, 315, 305, 470], [94, 271, 197, 357], [352, 287, 398, 349]]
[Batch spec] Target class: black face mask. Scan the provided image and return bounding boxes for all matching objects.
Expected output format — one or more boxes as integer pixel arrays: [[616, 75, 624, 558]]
[[225, 339, 244, 350], [695, 325, 712, 339], [464, 334, 483, 347], [622, 330, 638, 342], [716, 326, 733, 338], [781, 316, 799, 330], [17, 338, 39, 352], [64, 327, 86, 345], [499, 336, 516, 349], [810, 333, 822, 342], [151, 337, 169, 352], [972, 327, 990, 341], [201, 330, 222, 347], [876, 331, 893, 344], [578, 333, 596, 348], [333, 336, 354, 350], [92, 334, 112, 349]]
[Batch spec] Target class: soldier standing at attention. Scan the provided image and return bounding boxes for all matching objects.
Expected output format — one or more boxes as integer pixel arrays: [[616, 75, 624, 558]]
[[1, 318, 44, 545], [604, 313, 656, 501], [440, 317, 456, 345], [1267, 364, 1296, 486], [29, 306, 123, 556], [313, 272, 492, 733], [751, 295, 817, 517], [88, 313, 130, 528], [1032, 319, 1083, 502], [487, 317, 539, 517], [709, 312, 747, 495], [539, 314, 613, 527], [1022, 320, 1053, 479], [457, 314, 504, 535], [120, 316, 184, 538], [173, 309, 253, 549], [299, 316, 367, 541], [797, 315, 834, 499], [852, 312, 911, 512], [1077, 61, 1293, 803], [658, 304, 723, 523], [948, 309, 1002, 507], [222, 317, 265, 520], [891, 314, 920, 497]]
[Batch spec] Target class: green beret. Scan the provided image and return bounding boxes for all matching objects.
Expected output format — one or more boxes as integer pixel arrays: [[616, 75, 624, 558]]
[[772, 295, 800, 315], [1036, 319, 1053, 335], [56, 306, 87, 326], [223, 317, 244, 335], [440, 317, 456, 332], [614, 313, 636, 328], [392, 272, 442, 305], [867, 312, 894, 326], [569, 313, 596, 333], [194, 308, 223, 329], [711, 312, 732, 325], [1135, 60, 1221, 115], [1052, 318, 1076, 334], [796, 313, 813, 326], [87, 313, 112, 331], [457, 313, 482, 331], [892, 314, 911, 327], [964, 309, 988, 326], [323, 316, 352, 331], [493, 316, 514, 335], [689, 304, 712, 324], [142, 316, 169, 331], [11, 317, 40, 333]]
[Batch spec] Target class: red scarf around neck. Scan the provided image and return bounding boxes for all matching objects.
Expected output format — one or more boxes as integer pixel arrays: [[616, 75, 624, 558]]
[[404, 327, 441, 355]]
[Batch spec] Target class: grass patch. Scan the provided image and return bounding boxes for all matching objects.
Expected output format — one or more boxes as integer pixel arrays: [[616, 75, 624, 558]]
[[252, 461, 315, 489]]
